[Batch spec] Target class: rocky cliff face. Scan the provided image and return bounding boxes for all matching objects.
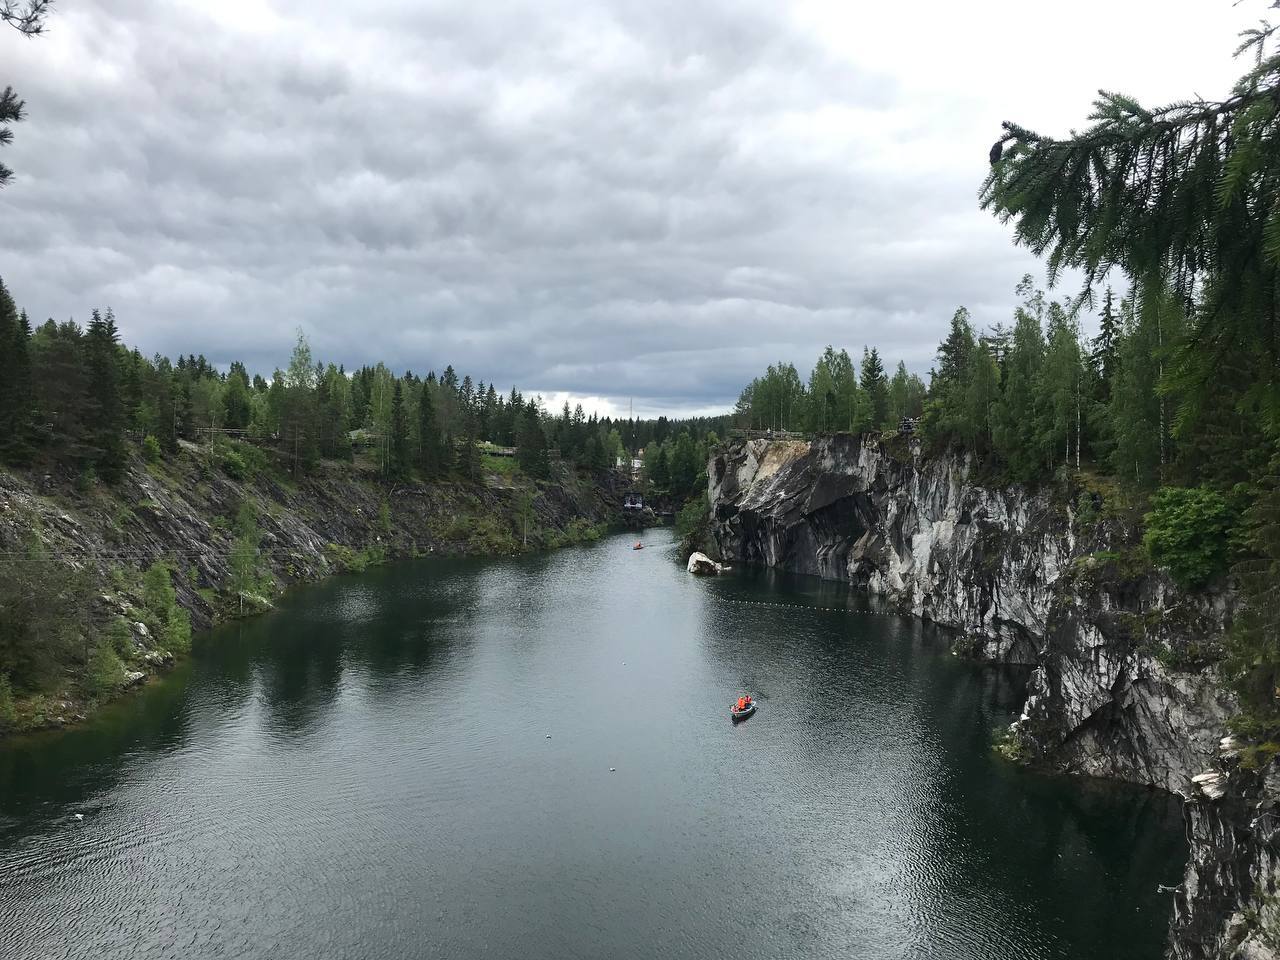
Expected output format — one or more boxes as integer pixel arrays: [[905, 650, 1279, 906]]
[[708, 434, 1275, 959], [0, 443, 625, 730]]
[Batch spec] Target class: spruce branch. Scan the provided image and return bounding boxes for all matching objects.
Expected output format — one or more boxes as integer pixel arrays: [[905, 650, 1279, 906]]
[[0, 0, 52, 36]]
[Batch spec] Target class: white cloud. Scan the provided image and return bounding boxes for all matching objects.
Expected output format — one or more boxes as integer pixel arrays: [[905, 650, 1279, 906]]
[[0, 0, 1260, 414]]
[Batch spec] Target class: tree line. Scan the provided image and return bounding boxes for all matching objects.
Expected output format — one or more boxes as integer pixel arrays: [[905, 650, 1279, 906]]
[[734, 345, 926, 436], [0, 277, 729, 492]]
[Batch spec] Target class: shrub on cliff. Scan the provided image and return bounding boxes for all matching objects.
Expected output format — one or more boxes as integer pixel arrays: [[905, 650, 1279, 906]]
[[141, 561, 190, 653], [675, 494, 712, 559], [142, 561, 177, 618], [0, 674, 15, 732], [165, 607, 192, 654], [1142, 486, 1235, 589], [86, 639, 125, 698]]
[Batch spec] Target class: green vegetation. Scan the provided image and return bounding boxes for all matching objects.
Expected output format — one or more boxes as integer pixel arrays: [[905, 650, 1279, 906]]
[[0, 674, 16, 732], [228, 501, 270, 615], [982, 15, 1280, 733], [86, 636, 125, 698], [734, 348, 925, 435], [324, 542, 390, 574], [545, 519, 607, 550], [675, 494, 709, 539], [992, 724, 1030, 763], [1142, 487, 1236, 589], [0, 531, 93, 696], [481, 453, 518, 476], [142, 561, 191, 654], [728, 15, 1280, 736], [642, 431, 715, 503], [0, 280, 727, 494]]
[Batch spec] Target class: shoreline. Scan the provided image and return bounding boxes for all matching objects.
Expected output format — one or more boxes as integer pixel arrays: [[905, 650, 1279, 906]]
[[0, 446, 643, 739]]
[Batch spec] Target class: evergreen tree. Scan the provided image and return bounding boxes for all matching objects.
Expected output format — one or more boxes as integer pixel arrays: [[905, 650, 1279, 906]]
[[0, 279, 32, 462], [983, 22, 1280, 432], [516, 400, 549, 479], [935, 307, 974, 386], [806, 350, 837, 433], [646, 443, 671, 493], [1091, 287, 1119, 398], [859, 347, 889, 430], [224, 362, 252, 431], [0, 85, 26, 189], [389, 379, 409, 479], [418, 381, 445, 477], [962, 346, 1001, 456], [668, 432, 701, 498], [991, 298, 1047, 482], [1041, 303, 1084, 468], [1109, 296, 1164, 488], [83, 309, 126, 481], [920, 308, 977, 445], [279, 332, 318, 475]]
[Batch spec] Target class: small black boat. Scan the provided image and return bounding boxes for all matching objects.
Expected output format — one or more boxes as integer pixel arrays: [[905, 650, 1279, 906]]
[[731, 701, 756, 722]]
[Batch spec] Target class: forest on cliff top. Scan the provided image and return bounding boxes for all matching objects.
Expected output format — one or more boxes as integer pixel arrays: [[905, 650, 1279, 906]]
[[732, 8, 1280, 735]]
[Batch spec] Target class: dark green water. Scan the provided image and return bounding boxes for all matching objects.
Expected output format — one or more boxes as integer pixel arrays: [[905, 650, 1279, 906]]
[[0, 531, 1185, 959]]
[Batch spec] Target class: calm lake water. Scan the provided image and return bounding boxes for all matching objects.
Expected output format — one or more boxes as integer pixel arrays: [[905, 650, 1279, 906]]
[[0, 530, 1185, 959]]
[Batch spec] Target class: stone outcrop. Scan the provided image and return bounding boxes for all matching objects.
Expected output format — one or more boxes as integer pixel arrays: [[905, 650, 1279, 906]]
[[708, 434, 1273, 959], [686, 552, 723, 575]]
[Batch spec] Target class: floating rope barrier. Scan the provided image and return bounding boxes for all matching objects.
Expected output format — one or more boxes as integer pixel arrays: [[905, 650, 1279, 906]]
[[706, 593, 903, 617]]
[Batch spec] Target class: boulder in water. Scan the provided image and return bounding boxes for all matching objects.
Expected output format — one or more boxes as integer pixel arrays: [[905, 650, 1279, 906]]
[[687, 552, 722, 576]]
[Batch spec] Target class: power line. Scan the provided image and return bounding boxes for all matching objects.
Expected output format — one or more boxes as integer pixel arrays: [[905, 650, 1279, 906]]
[[0, 544, 363, 564]]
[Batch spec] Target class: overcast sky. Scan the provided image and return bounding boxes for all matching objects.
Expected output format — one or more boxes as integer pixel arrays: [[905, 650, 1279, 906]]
[[0, 0, 1257, 416]]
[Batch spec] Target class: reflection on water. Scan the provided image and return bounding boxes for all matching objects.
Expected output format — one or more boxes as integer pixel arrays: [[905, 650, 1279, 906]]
[[0, 531, 1184, 959]]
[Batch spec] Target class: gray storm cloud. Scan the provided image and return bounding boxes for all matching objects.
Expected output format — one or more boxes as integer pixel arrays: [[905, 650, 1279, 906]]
[[0, 0, 1245, 416]]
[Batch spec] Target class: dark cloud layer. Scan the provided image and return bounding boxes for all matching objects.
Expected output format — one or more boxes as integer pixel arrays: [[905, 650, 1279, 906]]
[[0, 1, 1248, 415]]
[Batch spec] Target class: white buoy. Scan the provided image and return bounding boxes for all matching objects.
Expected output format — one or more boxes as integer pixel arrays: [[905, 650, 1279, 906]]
[[74, 813, 84, 821], [609, 767, 616, 772], [545, 734, 552, 739]]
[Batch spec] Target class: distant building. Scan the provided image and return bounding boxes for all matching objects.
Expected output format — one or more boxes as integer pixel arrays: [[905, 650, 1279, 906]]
[[617, 453, 644, 479]]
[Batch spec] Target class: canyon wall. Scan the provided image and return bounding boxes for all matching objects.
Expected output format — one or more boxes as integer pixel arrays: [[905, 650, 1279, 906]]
[[708, 435, 1274, 959]]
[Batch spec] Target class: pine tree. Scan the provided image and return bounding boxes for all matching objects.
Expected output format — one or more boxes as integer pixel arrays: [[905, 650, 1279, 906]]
[[920, 308, 977, 446], [389, 379, 409, 479], [418, 381, 444, 477], [1091, 287, 1119, 399], [1109, 297, 1162, 488], [859, 347, 889, 430], [0, 279, 32, 462], [935, 308, 974, 387], [982, 22, 1280, 431], [962, 347, 1001, 456], [0, 85, 26, 189], [991, 301, 1047, 482], [224, 362, 252, 431], [280, 333, 319, 475], [516, 400, 549, 479], [647, 443, 671, 493], [85, 309, 126, 482], [669, 432, 701, 498], [1042, 303, 1084, 468]]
